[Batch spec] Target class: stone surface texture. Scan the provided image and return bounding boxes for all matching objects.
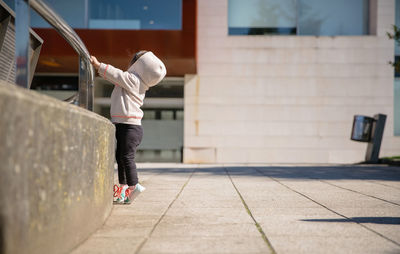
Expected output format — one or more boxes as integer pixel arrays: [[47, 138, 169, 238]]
[[0, 81, 115, 254]]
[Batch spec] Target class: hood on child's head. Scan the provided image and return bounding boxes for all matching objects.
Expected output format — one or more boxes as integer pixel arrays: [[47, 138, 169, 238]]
[[127, 51, 166, 88]]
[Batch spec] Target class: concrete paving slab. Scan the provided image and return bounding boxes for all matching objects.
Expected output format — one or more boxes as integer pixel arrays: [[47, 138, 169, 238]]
[[248, 207, 337, 217], [98, 214, 160, 229], [151, 223, 260, 237], [244, 197, 320, 209], [163, 207, 252, 225], [359, 223, 400, 243], [277, 180, 395, 209], [235, 203, 379, 238], [117, 201, 173, 216], [322, 180, 400, 205], [323, 207, 400, 244], [333, 207, 400, 218], [137, 189, 184, 201], [267, 235, 400, 254], [309, 197, 391, 209], [91, 225, 154, 239], [72, 236, 144, 253], [370, 180, 400, 190], [172, 198, 245, 208], [258, 219, 373, 237], [139, 236, 272, 254]]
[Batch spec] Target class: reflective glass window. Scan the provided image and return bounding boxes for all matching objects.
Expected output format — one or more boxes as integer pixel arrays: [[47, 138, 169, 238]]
[[3, 0, 14, 10], [1, 0, 85, 28], [228, 0, 370, 36], [228, 0, 296, 35], [89, 0, 181, 30], [26, 0, 182, 30], [395, 0, 400, 55], [30, 0, 86, 28], [298, 0, 369, 36], [395, 0, 400, 136]]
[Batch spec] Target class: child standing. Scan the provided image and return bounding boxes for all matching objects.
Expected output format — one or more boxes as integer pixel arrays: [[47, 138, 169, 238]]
[[90, 51, 166, 204]]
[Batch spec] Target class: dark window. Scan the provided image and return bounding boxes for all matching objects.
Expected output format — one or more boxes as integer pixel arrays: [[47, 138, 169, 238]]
[[143, 109, 183, 120], [145, 84, 183, 98], [31, 76, 78, 90]]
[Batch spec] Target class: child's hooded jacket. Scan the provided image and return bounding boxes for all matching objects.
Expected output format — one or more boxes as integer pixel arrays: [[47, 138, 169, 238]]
[[98, 51, 166, 125]]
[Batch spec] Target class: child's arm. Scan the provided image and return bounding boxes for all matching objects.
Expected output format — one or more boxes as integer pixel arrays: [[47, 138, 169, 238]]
[[90, 56, 140, 92]]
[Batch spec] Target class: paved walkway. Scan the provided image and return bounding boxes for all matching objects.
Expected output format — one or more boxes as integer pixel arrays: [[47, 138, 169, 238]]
[[72, 164, 400, 254]]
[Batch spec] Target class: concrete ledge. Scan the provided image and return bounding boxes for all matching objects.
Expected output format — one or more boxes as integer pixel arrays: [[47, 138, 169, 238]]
[[0, 81, 115, 254]]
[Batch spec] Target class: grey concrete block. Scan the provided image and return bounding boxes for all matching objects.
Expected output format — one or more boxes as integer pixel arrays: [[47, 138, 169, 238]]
[[0, 82, 115, 254]]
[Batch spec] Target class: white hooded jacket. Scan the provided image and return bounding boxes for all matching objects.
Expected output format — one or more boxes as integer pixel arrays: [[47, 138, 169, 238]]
[[98, 52, 166, 125]]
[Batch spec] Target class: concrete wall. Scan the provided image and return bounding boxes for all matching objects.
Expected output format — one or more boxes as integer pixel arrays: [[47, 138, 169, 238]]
[[184, 0, 400, 163], [0, 81, 115, 254]]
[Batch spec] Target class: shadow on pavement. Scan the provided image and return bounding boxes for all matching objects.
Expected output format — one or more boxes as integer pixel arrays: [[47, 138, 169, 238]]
[[301, 217, 400, 225], [140, 165, 400, 181]]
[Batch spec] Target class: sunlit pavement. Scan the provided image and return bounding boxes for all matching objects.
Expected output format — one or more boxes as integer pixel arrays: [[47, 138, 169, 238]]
[[72, 163, 400, 254]]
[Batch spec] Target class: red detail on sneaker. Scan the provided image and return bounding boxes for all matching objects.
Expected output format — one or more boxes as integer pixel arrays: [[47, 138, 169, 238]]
[[125, 188, 133, 199], [125, 186, 136, 199], [113, 184, 122, 198]]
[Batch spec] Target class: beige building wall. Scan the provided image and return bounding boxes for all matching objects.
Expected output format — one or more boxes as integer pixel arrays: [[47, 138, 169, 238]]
[[184, 0, 400, 164]]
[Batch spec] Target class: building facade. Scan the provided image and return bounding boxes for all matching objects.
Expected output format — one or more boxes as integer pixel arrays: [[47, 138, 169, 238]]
[[5, 0, 399, 163], [184, 0, 400, 163]]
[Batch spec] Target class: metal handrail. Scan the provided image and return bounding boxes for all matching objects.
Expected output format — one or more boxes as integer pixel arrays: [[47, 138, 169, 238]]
[[16, 0, 94, 110], [29, 0, 90, 62]]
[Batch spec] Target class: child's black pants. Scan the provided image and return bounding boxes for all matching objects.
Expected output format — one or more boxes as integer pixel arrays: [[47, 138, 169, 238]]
[[115, 123, 143, 186]]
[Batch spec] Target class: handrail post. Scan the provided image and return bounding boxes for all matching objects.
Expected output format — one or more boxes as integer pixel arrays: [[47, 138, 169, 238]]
[[78, 57, 94, 110], [88, 64, 94, 111], [15, 0, 30, 88], [78, 56, 88, 109], [13, 4, 30, 252]]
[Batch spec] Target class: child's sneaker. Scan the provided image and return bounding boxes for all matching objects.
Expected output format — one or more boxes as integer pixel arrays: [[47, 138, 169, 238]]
[[113, 184, 128, 204], [124, 183, 146, 204]]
